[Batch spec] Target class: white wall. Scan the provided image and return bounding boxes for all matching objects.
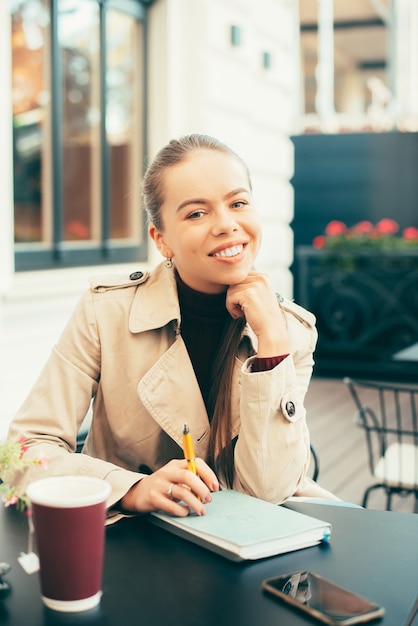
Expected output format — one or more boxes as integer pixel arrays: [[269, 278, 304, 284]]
[[0, 0, 14, 296], [0, 0, 298, 437], [148, 0, 298, 295]]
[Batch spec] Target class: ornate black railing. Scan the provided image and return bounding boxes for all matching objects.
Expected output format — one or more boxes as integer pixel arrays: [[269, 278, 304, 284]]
[[295, 247, 418, 381]]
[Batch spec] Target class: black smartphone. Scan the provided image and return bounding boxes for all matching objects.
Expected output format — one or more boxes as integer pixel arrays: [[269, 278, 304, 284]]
[[262, 571, 385, 625]]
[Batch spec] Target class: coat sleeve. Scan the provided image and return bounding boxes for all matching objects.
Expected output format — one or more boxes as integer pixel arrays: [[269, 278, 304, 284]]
[[231, 301, 319, 504], [7, 289, 141, 515]]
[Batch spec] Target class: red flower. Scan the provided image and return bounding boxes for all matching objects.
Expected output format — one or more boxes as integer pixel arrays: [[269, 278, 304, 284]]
[[313, 235, 326, 249], [375, 218, 399, 235], [66, 220, 89, 239], [18, 436, 28, 457], [352, 221, 374, 235], [402, 227, 418, 240], [311, 218, 418, 253], [325, 220, 347, 236]]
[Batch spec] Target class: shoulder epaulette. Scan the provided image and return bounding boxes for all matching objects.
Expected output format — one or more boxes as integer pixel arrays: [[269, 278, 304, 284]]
[[89, 270, 150, 292], [276, 293, 316, 329]]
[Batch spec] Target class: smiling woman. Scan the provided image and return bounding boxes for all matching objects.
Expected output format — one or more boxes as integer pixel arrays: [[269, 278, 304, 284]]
[[8, 134, 340, 526], [148, 149, 261, 294]]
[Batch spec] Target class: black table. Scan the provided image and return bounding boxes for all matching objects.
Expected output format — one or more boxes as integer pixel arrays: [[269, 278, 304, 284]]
[[1, 502, 417, 626]]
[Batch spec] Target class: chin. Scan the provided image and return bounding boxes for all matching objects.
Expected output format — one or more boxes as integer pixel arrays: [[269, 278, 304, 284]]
[[223, 268, 252, 285]]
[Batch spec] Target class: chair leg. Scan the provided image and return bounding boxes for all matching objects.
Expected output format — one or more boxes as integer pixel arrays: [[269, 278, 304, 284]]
[[386, 490, 392, 511], [362, 483, 385, 508], [362, 485, 374, 508]]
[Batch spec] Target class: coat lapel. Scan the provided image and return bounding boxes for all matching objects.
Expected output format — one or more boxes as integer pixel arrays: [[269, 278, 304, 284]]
[[137, 337, 210, 457]]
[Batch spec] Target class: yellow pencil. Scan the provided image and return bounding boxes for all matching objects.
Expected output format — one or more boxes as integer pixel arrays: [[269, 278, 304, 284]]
[[182, 423, 197, 475]]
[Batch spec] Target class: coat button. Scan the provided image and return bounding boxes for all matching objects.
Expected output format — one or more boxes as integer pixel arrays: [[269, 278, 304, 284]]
[[129, 271, 143, 280], [286, 401, 296, 417]]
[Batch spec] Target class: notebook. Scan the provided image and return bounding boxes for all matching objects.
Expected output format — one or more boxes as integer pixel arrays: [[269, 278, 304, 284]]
[[148, 489, 331, 562]]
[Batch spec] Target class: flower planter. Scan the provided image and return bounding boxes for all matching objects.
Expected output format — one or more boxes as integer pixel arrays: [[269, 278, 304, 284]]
[[295, 246, 418, 381]]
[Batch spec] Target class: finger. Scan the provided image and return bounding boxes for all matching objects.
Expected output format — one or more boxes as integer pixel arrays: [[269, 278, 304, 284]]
[[165, 458, 218, 493], [169, 483, 207, 516], [226, 300, 245, 320], [195, 458, 220, 492], [171, 469, 213, 506]]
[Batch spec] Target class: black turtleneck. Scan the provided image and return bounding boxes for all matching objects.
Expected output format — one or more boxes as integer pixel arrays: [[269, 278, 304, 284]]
[[175, 271, 230, 413]]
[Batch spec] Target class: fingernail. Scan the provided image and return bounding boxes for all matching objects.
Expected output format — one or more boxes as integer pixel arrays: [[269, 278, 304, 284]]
[[204, 493, 212, 504]]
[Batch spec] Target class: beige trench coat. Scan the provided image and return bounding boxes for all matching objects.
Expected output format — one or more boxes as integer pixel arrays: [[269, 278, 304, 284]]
[[9, 262, 338, 516]]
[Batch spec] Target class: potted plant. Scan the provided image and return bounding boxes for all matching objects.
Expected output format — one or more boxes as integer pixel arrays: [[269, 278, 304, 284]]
[[0, 438, 47, 595], [311, 218, 418, 270], [0, 438, 47, 511], [295, 219, 418, 379]]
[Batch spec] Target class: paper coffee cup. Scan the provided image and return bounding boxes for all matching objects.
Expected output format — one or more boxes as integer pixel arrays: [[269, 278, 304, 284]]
[[27, 475, 111, 612]]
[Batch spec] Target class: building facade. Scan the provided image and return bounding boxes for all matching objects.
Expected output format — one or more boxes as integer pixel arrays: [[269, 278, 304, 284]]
[[0, 0, 298, 435]]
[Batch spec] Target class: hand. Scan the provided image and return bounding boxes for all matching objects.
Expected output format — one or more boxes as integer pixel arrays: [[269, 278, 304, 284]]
[[226, 271, 290, 357], [120, 458, 219, 516]]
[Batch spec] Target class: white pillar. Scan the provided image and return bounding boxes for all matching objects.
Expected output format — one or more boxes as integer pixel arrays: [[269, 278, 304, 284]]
[[0, 1, 14, 295], [315, 0, 335, 128], [391, 0, 418, 128]]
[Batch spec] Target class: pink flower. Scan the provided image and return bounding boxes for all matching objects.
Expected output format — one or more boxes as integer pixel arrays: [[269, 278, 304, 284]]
[[34, 452, 48, 469], [375, 218, 399, 235], [325, 221, 347, 236], [3, 494, 19, 507]]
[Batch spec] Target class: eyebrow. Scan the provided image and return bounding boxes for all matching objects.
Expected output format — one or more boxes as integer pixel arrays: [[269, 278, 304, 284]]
[[176, 187, 251, 212]]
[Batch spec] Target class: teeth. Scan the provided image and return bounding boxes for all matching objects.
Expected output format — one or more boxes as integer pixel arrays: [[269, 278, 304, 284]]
[[213, 245, 243, 258]]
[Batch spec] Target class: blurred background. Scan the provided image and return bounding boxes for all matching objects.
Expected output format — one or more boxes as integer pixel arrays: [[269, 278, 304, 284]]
[[1, 0, 417, 441]]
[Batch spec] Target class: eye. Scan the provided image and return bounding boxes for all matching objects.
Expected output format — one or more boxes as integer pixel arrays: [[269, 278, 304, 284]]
[[231, 200, 247, 209], [187, 210, 206, 220]]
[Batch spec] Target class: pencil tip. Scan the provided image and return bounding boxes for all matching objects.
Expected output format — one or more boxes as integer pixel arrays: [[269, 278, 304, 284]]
[[183, 423, 189, 434]]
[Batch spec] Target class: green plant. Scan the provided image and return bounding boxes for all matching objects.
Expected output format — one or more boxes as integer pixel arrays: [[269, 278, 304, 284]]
[[0, 438, 47, 510], [313, 218, 418, 252], [312, 219, 418, 270]]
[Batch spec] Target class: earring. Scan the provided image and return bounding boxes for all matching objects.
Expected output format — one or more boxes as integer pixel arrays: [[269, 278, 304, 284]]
[[165, 257, 173, 269]]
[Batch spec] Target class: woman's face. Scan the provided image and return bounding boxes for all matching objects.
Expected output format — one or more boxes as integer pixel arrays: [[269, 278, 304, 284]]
[[149, 150, 262, 294]]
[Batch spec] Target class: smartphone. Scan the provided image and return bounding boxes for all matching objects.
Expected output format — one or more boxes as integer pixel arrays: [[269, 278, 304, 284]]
[[262, 571, 385, 625]]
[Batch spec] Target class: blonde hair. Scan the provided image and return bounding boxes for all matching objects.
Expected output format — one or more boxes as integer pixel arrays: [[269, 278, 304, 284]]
[[142, 134, 251, 486]]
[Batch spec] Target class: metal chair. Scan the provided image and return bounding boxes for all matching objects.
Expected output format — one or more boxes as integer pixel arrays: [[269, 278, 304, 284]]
[[309, 443, 320, 482], [344, 377, 418, 511]]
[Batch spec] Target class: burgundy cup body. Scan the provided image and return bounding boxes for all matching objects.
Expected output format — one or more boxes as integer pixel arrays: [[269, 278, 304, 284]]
[[27, 476, 110, 612]]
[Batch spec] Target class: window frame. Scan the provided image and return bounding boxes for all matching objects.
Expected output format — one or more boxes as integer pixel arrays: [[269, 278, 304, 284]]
[[14, 0, 150, 271]]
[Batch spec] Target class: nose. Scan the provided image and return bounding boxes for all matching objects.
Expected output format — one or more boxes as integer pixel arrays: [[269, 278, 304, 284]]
[[211, 206, 239, 236]]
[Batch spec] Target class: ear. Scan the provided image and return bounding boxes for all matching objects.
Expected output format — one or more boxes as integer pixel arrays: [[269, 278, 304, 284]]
[[149, 224, 174, 259]]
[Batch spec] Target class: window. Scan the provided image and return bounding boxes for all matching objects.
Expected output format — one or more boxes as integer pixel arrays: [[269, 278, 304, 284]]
[[12, 0, 147, 270], [298, 0, 390, 131]]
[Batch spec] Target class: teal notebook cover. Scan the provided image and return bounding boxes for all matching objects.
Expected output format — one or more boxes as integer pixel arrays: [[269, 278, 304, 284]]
[[149, 490, 331, 562]]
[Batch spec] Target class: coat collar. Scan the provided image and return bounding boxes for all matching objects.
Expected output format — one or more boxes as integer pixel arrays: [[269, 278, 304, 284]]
[[128, 261, 258, 349], [129, 262, 180, 333]]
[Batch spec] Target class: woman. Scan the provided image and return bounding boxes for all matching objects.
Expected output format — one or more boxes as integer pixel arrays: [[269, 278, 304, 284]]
[[8, 134, 338, 521]]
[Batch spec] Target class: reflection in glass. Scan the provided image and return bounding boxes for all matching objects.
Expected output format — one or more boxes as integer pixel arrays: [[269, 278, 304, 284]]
[[59, 0, 101, 243], [12, 0, 145, 256], [107, 11, 143, 243], [12, 0, 50, 244]]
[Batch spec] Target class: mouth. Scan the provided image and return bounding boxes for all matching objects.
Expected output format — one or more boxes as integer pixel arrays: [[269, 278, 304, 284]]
[[209, 244, 245, 258]]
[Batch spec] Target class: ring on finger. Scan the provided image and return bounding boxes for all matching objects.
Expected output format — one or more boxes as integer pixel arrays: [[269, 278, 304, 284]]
[[167, 484, 174, 499]]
